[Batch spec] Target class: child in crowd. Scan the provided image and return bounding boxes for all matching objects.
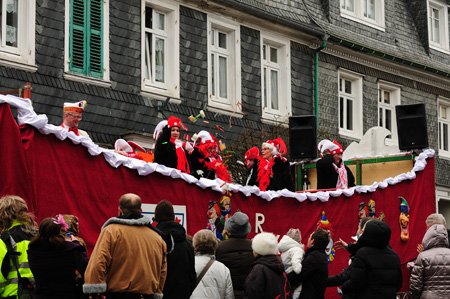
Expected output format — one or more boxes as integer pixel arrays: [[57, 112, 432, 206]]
[[278, 228, 305, 299]]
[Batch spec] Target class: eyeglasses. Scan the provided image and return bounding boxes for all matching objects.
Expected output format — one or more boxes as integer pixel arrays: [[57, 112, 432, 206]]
[[68, 114, 82, 120]]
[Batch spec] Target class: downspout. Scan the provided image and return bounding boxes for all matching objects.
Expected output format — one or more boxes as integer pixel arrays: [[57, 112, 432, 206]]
[[314, 38, 328, 131]]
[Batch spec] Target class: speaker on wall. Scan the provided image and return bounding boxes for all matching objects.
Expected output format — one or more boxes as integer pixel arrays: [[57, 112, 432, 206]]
[[289, 115, 317, 159], [395, 103, 428, 150]]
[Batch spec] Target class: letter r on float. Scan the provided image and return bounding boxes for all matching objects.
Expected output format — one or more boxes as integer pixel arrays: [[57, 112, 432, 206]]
[[255, 213, 265, 233]]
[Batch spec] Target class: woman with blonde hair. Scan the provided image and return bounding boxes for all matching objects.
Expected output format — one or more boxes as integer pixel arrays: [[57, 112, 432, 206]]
[[0, 195, 37, 298], [191, 229, 234, 299]]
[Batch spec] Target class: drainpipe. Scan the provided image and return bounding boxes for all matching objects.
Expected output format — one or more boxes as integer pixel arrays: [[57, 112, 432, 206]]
[[314, 38, 328, 131]]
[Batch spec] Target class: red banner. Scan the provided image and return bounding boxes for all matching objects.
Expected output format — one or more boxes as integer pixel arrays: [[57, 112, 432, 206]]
[[0, 103, 435, 297]]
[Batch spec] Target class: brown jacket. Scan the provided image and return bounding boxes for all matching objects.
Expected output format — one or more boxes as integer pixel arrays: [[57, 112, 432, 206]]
[[83, 215, 167, 296]]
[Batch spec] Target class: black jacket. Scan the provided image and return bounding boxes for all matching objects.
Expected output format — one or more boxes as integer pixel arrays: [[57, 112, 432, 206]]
[[154, 127, 178, 169], [245, 254, 292, 299], [266, 157, 295, 192], [156, 221, 196, 299], [327, 264, 354, 299], [316, 154, 355, 190], [189, 148, 216, 180], [342, 220, 402, 299], [216, 236, 254, 299], [288, 246, 328, 299]]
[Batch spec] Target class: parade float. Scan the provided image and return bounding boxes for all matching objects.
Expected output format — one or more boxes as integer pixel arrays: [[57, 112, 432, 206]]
[[0, 93, 435, 298]]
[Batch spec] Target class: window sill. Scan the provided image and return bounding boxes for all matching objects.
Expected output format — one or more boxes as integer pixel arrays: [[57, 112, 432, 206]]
[[64, 73, 111, 88], [207, 104, 244, 118], [261, 115, 289, 127], [340, 13, 385, 32], [339, 129, 362, 141], [429, 43, 450, 55], [140, 91, 182, 105], [0, 58, 38, 73], [438, 150, 450, 160], [141, 83, 180, 100]]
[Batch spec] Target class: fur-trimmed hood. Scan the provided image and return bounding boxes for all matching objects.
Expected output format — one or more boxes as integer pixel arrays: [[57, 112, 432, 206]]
[[278, 235, 304, 253], [102, 213, 151, 230]]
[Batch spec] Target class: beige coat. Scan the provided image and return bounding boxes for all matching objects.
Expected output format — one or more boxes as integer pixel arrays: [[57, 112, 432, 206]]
[[83, 216, 167, 296]]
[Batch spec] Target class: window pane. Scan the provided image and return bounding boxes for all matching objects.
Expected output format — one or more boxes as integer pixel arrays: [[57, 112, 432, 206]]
[[340, 97, 344, 129], [385, 109, 391, 131], [431, 8, 440, 43], [379, 107, 383, 127], [155, 38, 164, 83], [262, 45, 266, 61], [347, 99, 353, 130], [364, 0, 375, 20], [219, 56, 227, 98], [155, 12, 164, 30], [341, 0, 354, 12], [345, 80, 351, 94], [218, 32, 226, 49], [270, 47, 277, 63], [270, 70, 279, 110], [263, 68, 267, 107], [211, 54, 215, 96], [5, 0, 18, 47], [144, 33, 151, 80], [444, 123, 448, 151], [441, 105, 447, 119], [210, 29, 214, 46], [145, 7, 152, 28], [384, 90, 390, 104]]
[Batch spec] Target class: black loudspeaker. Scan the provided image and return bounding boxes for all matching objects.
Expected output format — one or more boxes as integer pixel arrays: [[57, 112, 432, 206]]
[[289, 116, 317, 159], [395, 103, 428, 150]]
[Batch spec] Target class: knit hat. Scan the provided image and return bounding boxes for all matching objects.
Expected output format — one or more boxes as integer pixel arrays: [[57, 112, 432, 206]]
[[154, 200, 175, 223], [252, 232, 278, 256], [225, 212, 251, 237], [286, 228, 302, 243], [244, 147, 260, 168], [167, 116, 188, 130], [317, 139, 343, 157], [63, 100, 87, 113]]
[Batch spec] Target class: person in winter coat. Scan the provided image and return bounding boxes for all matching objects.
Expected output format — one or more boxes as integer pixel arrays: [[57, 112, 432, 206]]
[[327, 217, 373, 299], [190, 130, 231, 182], [341, 220, 402, 299], [154, 200, 196, 299], [28, 216, 89, 299], [288, 229, 329, 299], [258, 138, 295, 192], [278, 228, 305, 299], [245, 232, 292, 299], [191, 229, 234, 299], [316, 140, 355, 190], [216, 212, 254, 299], [0, 195, 37, 298], [409, 223, 450, 298], [154, 116, 190, 173]]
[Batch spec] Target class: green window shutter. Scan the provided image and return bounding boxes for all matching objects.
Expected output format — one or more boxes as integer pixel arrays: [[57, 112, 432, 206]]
[[69, 0, 103, 78]]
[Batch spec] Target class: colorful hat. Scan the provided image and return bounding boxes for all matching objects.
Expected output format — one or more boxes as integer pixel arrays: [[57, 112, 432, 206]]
[[114, 139, 146, 153], [194, 130, 216, 147], [63, 101, 87, 113], [168, 116, 188, 131], [153, 120, 168, 140], [399, 196, 409, 214], [317, 139, 343, 157], [262, 138, 287, 156]]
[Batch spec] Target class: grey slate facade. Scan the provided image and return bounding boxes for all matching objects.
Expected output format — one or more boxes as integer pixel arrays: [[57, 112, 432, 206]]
[[1, 0, 450, 204]]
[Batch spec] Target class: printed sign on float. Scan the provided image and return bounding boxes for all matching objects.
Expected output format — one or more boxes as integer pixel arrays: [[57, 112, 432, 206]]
[[142, 203, 187, 230]]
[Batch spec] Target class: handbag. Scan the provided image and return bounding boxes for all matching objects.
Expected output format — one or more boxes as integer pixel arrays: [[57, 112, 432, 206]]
[[1, 231, 35, 299]]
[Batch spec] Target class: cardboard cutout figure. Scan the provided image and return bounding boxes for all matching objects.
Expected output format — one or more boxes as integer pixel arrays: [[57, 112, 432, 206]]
[[399, 196, 410, 242], [317, 211, 335, 263]]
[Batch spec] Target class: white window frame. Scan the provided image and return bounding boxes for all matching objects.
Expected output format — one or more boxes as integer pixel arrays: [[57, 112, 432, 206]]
[[64, 0, 110, 87], [207, 15, 241, 114], [378, 81, 401, 146], [340, 0, 385, 31], [427, 0, 449, 53], [260, 33, 291, 124], [338, 69, 363, 140], [141, 0, 179, 100], [436, 187, 450, 219], [438, 96, 450, 159], [0, 0, 36, 71]]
